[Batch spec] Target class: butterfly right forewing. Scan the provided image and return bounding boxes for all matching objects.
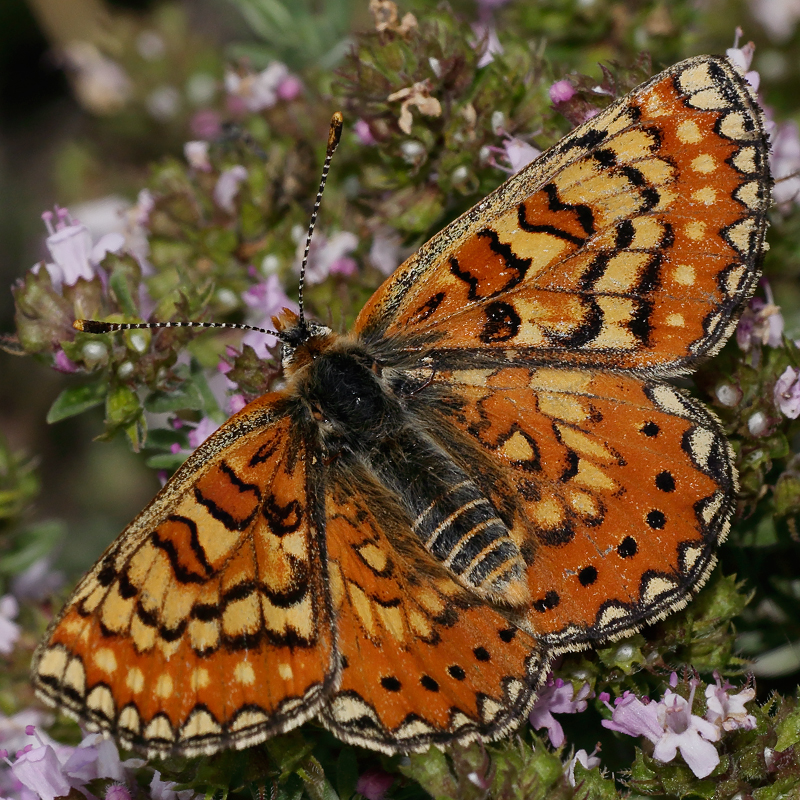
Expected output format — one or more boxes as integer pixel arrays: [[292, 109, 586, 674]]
[[355, 56, 769, 375]]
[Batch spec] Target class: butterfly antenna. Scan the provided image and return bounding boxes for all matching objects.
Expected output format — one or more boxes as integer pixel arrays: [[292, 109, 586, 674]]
[[72, 319, 285, 339], [298, 112, 344, 329]]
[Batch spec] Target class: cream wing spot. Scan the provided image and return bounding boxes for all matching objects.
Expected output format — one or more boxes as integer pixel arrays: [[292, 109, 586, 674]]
[[231, 708, 269, 731], [692, 187, 717, 205], [690, 154, 717, 173], [678, 61, 714, 93], [673, 264, 696, 285], [155, 673, 174, 699], [64, 657, 87, 697], [37, 646, 68, 682], [682, 545, 704, 572], [685, 221, 706, 241], [94, 647, 118, 675], [676, 119, 702, 144], [641, 576, 680, 604], [181, 708, 223, 739], [278, 662, 294, 681], [118, 705, 141, 734], [234, 661, 256, 685], [666, 313, 685, 328], [191, 667, 210, 691], [87, 685, 116, 719], [189, 619, 220, 653], [144, 715, 175, 742], [126, 667, 145, 693]]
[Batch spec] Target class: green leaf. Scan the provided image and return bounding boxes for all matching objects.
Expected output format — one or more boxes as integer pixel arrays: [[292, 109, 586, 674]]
[[109, 270, 139, 317], [145, 453, 188, 470], [145, 382, 205, 413], [106, 384, 142, 428], [775, 701, 800, 751], [47, 382, 106, 423]]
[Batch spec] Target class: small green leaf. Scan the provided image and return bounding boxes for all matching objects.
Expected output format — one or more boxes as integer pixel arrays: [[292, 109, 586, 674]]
[[106, 384, 141, 428], [145, 453, 188, 470], [109, 270, 139, 317], [47, 382, 106, 423], [775, 702, 800, 751], [145, 382, 204, 413]]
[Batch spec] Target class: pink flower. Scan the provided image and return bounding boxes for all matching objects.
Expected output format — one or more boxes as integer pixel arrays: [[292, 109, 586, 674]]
[[0, 595, 20, 656], [36, 206, 124, 290], [213, 166, 249, 214], [227, 394, 247, 415], [529, 678, 591, 747], [471, 23, 503, 68], [188, 417, 221, 450], [106, 783, 132, 800], [369, 229, 402, 275], [775, 366, 800, 419], [549, 79, 575, 104], [277, 74, 303, 101], [603, 681, 721, 779], [184, 141, 211, 172], [749, 0, 800, 42], [225, 63, 300, 112], [150, 770, 197, 800], [501, 137, 541, 173], [190, 109, 222, 139], [601, 691, 663, 742], [242, 274, 297, 357], [11, 557, 65, 602], [0, 711, 52, 758], [297, 230, 359, 285], [53, 349, 78, 373], [727, 28, 760, 91], [355, 768, 394, 800], [705, 672, 757, 732], [354, 119, 377, 146], [771, 119, 800, 209], [565, 747, 601, 787], [736, 282, 784, 351], [8, 727, 140, 800], [10, 740, 71, 800]]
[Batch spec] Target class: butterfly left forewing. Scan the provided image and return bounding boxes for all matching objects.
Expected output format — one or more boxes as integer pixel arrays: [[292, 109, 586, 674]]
[[355, 56, 769, 375], [319, 463, 548, 753], [32, 394, 338, 758]]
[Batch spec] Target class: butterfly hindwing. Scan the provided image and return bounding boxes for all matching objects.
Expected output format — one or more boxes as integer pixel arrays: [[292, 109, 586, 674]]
[[320, 463, 547, 753], [416, 366, 734, 646], [355, 55, 769, 375], [32, 395, 338, 758]]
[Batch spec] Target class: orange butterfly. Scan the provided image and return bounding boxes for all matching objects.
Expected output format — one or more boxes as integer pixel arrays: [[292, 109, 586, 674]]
[[32, 55, 770, 758]]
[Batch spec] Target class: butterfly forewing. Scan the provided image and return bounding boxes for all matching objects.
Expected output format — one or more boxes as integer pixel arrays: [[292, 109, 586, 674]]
[[355, 56, 769, 374], [32, 395, 338, 758]]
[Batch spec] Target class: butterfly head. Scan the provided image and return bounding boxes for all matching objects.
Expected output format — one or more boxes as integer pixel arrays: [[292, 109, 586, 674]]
[[272, 307, 333, 370]]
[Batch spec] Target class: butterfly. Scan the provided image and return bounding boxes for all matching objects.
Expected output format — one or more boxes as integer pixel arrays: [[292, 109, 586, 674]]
[[32, 55, 770, 758]]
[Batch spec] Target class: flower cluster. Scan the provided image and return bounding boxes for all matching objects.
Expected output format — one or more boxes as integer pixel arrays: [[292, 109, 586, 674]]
[[601, 673, 757, 778]]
